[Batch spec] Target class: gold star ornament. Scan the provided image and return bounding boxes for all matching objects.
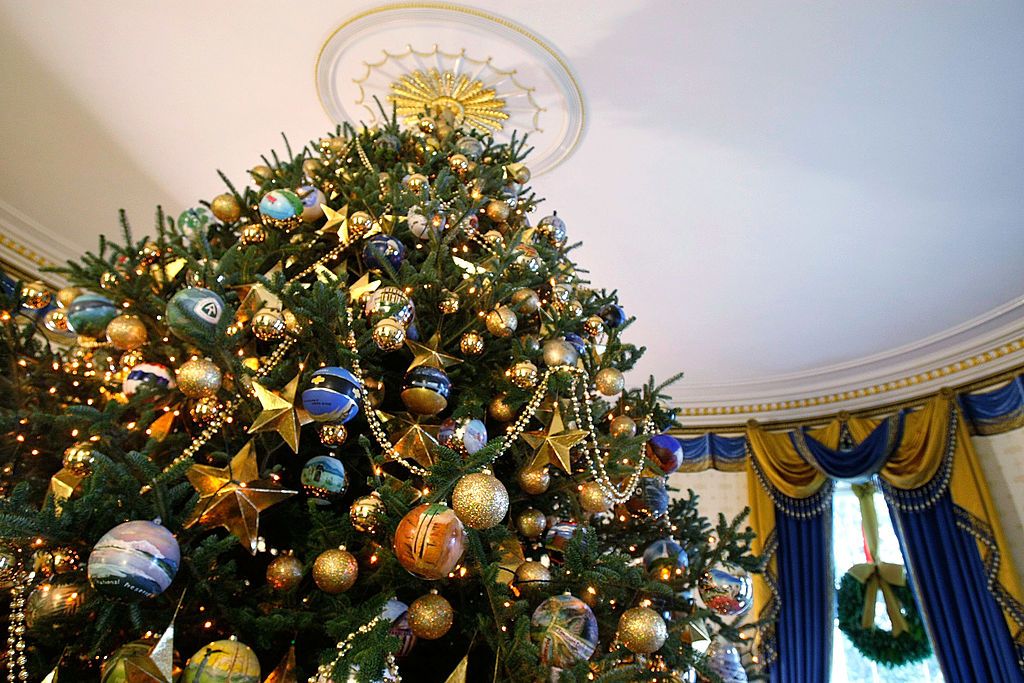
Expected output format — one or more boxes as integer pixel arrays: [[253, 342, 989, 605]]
[[521, 403, 588, 474], [406, 331, 463, 371], [183, 440, 297, 553], [248, 373, 313, 453], [390, 414, 441, 468]]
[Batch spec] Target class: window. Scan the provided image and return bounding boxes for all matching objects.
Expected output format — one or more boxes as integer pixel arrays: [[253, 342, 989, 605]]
[[830, 481, 944, 683]]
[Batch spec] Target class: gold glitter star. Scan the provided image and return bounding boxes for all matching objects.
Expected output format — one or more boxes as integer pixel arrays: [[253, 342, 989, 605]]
[[405, 331, 463, 371], [248, 373, 312, 453], [521, 403, 588, 474], [183, 440, 297, 553]]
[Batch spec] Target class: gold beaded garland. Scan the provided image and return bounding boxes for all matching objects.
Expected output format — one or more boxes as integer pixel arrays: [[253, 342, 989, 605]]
[[452, 473, 509, 530], [106, 315, 148, 351], [408, 592, 454, 640], [617, 606, 668, 654], [610, 415, 638, 439], [459, 331, 485, 356], [485, 306, 518, 338], [513, 560, 551, 597], [579, 480, 612, 513], [312, 548, 358, 594], [372, 318, 406, 351], [211, 193, 241, 223], [594, 367, 626, 396], [266, 552, 304, 592], [176, 358, 222, 398], [517, 467, 551, 495], [508, 361, 539, 389], [516, 508, 547, 539]]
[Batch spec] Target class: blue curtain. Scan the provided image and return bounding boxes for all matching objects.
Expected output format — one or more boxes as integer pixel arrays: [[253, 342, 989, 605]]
[[678, 433, 746, 471], [792, 415, 903, 482], [959, 376, 1024, 435]]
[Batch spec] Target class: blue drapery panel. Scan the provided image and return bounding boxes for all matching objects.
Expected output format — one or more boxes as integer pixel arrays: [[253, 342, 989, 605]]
[[885, 489, 1024, 682], [791, 415, 903, 482], [678, 433, 746, 472], [960, 376, 1024, 435]]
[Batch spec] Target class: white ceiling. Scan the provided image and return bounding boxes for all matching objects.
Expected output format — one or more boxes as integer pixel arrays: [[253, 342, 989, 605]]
[[2, 1, 1023, 422]]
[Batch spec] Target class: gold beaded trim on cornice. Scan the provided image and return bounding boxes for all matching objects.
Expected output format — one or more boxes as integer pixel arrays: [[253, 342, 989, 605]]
[[678, 336, 1024, 418], [0, 232, 56, 269]]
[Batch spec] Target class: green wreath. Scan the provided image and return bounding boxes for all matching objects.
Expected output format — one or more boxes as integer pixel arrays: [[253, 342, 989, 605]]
[[837, 572, 932, 667]]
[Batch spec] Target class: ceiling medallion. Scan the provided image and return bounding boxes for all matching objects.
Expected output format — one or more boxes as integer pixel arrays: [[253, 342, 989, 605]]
[[316, 3, 585, 176]]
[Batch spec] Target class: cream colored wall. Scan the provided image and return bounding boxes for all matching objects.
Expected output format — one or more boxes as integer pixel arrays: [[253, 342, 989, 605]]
[[669, 469, 750, 530], [971, 429, 1024, 580]]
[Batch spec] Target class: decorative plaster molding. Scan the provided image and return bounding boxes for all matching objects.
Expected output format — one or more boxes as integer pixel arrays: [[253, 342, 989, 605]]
[[0, 199, 74, 284]]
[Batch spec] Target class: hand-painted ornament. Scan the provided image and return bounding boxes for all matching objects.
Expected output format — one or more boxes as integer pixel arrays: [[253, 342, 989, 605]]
[[350, 493, 385, 534], [544, 520, 579, 559], [643, 538, 689, 588], [297, 185, 326, 222], [100, 638, 168, 683], [251, 307, 286, 341], [401, 366, 451, 416], [365, 286, 415, 326], [702, 639, 749, 683], [511, 288, 541, 315], [542, 340, 577, 368], [166, 287, 225, 346], [210, 193, 241, 223], [182, 639, 261, 683], [438, 418, 487, 456], [258, 189, 304, 231], [20, 281, 51, 309], [578, 481, 612, 513], [594, 367, 625, 396], [508, 361, 539, 389], [459, 331, 484, 356], [646, 434, 684, 475], [176, 358, 222, 399], [485, 306, 517, 337], [618, 606, 668, 654], [600, 304, 627, 329], [302, 367, 361, 423], [25, 580, 88, 630], [266, 551, 304, 591], [393, 503, 466, 580], [123, 363, 176, 397], [177, 207, 212, 233], [455, 136, 485, 159], [319, 423, 348, 447], [610, 415, 638, 439], [66, 293, 118, 338], [452, 473, 508, 529], [698, 565, 753, 617], [301, 455, 348, 503], [536, 213, 568, 248], [362, 234, 406, 271], [516, 508, 547, 540], [383, 599, 418, 657], [63, 442, 95, 474], [87, 520, 180, 599], [627, 477, 670, 518], [518, 467, 550, 495], [513, 560, 551, 597], [313, 547, 358, 594], [408, 592, 454, 640], [373, 318, 407, 351], [530, 594, 599, 668]]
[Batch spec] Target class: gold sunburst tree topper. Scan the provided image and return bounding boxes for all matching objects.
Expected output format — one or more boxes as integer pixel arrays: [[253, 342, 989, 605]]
[[389, 68, 509, 132]]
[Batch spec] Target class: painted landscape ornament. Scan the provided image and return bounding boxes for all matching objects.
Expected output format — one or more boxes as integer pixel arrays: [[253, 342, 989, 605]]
[[530, 593, 599, 668], [66, 293, 118, 338], [87, 520, 180, 599], [182, 639, 260, 683], [393, 503, 466, 580]]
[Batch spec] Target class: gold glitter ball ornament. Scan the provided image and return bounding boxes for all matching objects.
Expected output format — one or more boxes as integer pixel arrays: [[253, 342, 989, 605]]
[[583, 316, 604, 337], [610, 415, 638, 439], [459, 331, 485, 356], [249, 164, 274, 183], [510, 288, 541, 315], [350, 493, 386, 534], [438, 289, 460, 314], [56, 287, 83, 309], [595, 367, 626, 396], [319, 423, 348, 447], [266, 552, 304, 592], [513, 560, 551, 597], [251, 308, 286, 341], [239, 223, 267, 245], [176, 358, 222, 399], [190, 396, 221, 425], [20, 281, 52, 310], [485, 306, 518, 338], [508, 361, 539, 389], [312, 548, 358, 594], [106, 315, 148, 351], [63, 442, 95, 475], [211, 193, 241, 223], [516, 508, 547, 539], [618, 606, 668, 654], [485, 199, 511, 222], [452, 473, 509, 530], [489, 394, 515, 422], [408, 592, 454, 640], [579, 480, 612, 514], [372, 318, 407, 352], [517, 467, 551, 495]]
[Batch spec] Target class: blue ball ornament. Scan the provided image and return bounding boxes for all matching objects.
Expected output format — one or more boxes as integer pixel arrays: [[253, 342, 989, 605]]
[[646, 434, 684, 475], [87, 520, 180, 599], [599, 304, 627, 329], [165, 287, 226, 347], [627, 477, 669, 518], [300, 455, 348, 503], [66, 293, 118, 338], [123, 363, 176, 397], [401, 366, 451, 416], [301, 367, 361, 423], [643, 538, 689, 587], [563, 333, 586, 355], [362, 234, 407, 271]]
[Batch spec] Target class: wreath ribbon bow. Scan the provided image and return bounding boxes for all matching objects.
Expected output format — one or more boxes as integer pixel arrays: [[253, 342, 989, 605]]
[[848, 482, 909, 637]]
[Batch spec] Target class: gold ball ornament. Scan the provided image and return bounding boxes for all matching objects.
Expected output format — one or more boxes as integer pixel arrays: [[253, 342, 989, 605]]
[[407, 592, 454, 640], [301, 158, 324, 178], [176, 358, 222, 398], [485, 199, 511, 222], [20, 281, 52, 310], [249, 164, 274, 183], [319, 423, 348, 447], [618, 606, 668, 654], [452, 473, 509, 530], [105, 315, 148, 351], [504, 162, 531, 185], [416, 117, 437, 135], [565, 300, 584, 318], [350, 493, 386, 534], [516, 508, 547, 539], [63, 442, 95, 475], [513, 560, 551, 597], [190, 396, 221, 424], [266, 552, 304, 592], [583, 316, 604, 337], [579, 481, 612, 514], [403, 173, 430, 194], [238, 223, 267, 245], [312, 548, 358, 594], [610, 415, 638, 439], [448, 154, 470, 176], [542, 340, 578, 368], [43, 309, 71, 334], [347, 211, 375, 241], [210, 193, 241, 223], [594, 367, 626, 396], [251, 308, 286, 341], [459, 331, 485, 356], [438, 289, 460, 314], [138, 242, 163, 266], [372, 318, 406, 352], [518, 467, 551, 495], [485, 306, 518, 338], [510, 288, 541, 315], [56, 287, 83, 309], [489, 394, 516, 422], [508, 361, 539, 389]]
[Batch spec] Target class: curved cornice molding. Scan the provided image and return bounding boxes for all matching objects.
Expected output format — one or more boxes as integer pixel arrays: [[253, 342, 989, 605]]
[[0, 199, 70, 284], [673, 295, 1024, 426]]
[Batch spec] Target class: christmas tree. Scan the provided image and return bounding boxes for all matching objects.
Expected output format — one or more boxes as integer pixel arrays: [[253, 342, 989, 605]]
[[0, 111, 759, 682]]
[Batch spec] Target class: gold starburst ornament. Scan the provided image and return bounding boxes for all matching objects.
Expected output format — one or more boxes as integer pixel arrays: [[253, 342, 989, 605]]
[[389, 68, 509, 132]]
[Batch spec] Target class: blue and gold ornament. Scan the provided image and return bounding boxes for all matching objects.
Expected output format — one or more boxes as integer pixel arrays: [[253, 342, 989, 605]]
[[300, 455, 348, 503], [438, 417, 487, 456], [530, 594, 599, 668], [166, 287, 226, 346], [544, 520, 580, 560], [627, 477, 669, 518], [87, 520, 180, 600], [258, 189, 304, 231], [66, 293, 118, 338], [297, 185, 325, 222], [401, 366, 451, 416], [123, 363, 176, 397], [301, 367, 360, 423], [362, 234, 407, 271], [646, 434, 684, 475]]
